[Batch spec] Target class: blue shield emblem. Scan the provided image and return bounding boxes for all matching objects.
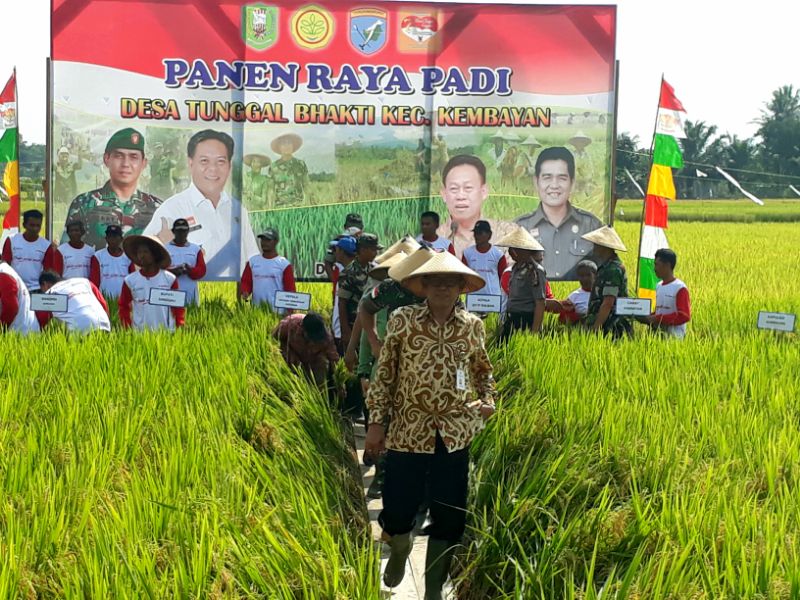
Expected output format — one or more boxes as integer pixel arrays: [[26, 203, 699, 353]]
[[349, 8, 388, 55]]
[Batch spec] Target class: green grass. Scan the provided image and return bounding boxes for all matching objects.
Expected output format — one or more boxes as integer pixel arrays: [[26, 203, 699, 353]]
[[615, 198, 800, 222]]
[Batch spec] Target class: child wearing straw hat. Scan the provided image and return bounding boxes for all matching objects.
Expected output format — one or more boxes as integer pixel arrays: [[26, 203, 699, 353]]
[[118, 235, 185, 331], [494, 226, 548, 340], [582, 226, 633, 338], [365, 251, 495, 599]]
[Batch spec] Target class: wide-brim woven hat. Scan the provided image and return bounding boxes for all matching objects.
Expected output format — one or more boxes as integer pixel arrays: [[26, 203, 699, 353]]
[[369, 251, 408, 281], [569, 131, 592, 149], [270, 133, 303, 154], [581, 226, 627, 252], [519, 135, 542, 148], [387, 247, 436, 284], [401, 251, 486, 297], [243, 153, 270, 167], [489, 129, 519, 142], [494, 226, 544, 251], [123, 235, 172, 269], [375, 235, 421, 264]]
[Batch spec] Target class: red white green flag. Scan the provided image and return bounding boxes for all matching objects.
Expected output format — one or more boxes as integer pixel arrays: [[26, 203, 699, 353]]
[[0, 70, 19, 241], [638, 79, 685, 305]]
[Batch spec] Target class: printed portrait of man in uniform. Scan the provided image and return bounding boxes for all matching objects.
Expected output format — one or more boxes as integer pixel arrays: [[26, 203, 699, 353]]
[[61, 127, 161, 249], [143, 129, 258, 280], [514, 146, 603, 280]]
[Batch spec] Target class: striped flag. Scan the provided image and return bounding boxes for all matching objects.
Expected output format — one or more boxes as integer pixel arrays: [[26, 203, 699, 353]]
[[0, 70, 19, 243], [638, 79, 685, 305]]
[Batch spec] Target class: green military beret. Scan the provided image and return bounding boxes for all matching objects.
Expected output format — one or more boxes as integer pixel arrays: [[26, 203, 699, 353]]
[[105, 128, 145, 154]]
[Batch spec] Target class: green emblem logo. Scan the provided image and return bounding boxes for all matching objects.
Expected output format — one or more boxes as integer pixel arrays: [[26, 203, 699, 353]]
[[243, 4, 278, 51]]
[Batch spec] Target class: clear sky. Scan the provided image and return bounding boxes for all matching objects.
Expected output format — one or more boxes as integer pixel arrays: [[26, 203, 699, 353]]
[[2, 0, 798, 145]]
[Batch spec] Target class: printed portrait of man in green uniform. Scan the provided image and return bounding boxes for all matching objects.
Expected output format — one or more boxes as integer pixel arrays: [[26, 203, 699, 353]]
[[61, 127, 161, 249], [269, 133, 309, 207]]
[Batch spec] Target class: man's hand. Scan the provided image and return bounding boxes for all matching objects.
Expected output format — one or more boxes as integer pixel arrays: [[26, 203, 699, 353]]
[[468, 400, 495, 421], [344, 346, 358, 372], [561, 299, 575, 312], [155, 217, 175, 245], [368, 338, 383, 358], [364, 423, 386, 460]]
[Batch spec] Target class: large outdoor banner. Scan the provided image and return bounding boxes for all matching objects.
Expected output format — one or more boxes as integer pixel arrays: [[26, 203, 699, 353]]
[[51, 1, 616, 280]]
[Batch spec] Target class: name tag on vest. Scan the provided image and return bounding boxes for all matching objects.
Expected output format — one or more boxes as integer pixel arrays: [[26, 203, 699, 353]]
[[31, 293, 69, 313], [274, 291, 311, 310], [615, 298, 651, 316], [148, 288, 187, 308]]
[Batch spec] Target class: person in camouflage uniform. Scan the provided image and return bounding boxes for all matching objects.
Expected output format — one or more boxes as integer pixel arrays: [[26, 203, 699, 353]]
[[583, 226, 633, 339], [54, 146, 82, 208], [62, 128, 161, 249], [430, 134, 449, 181], [337, 233, 381, 348], [243, 153, 271, 210], [269, 133, 309, 206], [148, 143, 177, 200]]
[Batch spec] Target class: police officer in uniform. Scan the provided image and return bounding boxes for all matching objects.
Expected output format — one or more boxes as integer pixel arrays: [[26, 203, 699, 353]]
[[514, 146, 602, 280], [582, 226, 633, 338], [62, 128, 161, 250]]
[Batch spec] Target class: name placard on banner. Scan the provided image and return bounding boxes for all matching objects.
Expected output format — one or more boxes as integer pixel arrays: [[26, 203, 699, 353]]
[[30, 293, 68, 313], [757, 311, 796, 333], [615, 298, 651, 317], [275, 291, 312, 311], [148, 288, 187, 308], [466, 294, 502, 314]]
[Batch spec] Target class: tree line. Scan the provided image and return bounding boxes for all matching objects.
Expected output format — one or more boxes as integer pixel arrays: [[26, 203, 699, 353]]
[[616, 84, 800, 200]]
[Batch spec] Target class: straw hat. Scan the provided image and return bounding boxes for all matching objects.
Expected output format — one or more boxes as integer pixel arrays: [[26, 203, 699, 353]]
[[387, 247, 436, 283], [369, 251, 408, 281], [494, 226, 544, 251], [243, 153, 270, 167], [568, 131, 592, 150], [581, 226, 627, 252], [271, 133, 303, 154], [401, 251, 486, 297], [123, 234, 172, 269], [519, 135, 542, 149], [489, 129, 519, 142], [375, 235, 421, 264]]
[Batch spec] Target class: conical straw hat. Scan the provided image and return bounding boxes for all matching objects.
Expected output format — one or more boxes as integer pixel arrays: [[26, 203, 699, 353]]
[[489, 129, 519, 142], [123, 234, 172, 269], [375, 235, 421, 264], [519, 135, 542, 148], [581, 226, 627, 252], [369, 251, 408, 281], [569, 131, 592, 149], [387, 247, 435, 283], [494, 225, 544, 251], [401, 251, 486, 297]]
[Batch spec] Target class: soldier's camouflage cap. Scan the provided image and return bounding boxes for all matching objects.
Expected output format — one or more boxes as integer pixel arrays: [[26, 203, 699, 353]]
[[357, 233, 383, 250], [105, 128, 145, 154], [258, 227, 280, 240]]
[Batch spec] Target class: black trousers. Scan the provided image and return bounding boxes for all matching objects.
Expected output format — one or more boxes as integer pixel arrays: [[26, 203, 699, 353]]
[[499, 311, 534, 342], [379, 432, 469, 542]]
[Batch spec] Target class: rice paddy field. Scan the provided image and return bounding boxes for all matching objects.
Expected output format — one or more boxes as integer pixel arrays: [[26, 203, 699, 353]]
[[0, 200, 799, 598]]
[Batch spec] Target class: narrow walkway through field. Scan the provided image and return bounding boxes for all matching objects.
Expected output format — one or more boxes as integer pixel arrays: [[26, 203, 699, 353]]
[[354, 422, 454, 600]]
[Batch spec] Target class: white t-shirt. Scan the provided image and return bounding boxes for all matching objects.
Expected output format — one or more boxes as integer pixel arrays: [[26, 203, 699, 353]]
[[332, 261, 343, 338], [567, 288, 591, 316], [8, 234, 51, 291], [416, 234, 453, 254], [143, 182, 259, 280], [46, 278, 110, 333], [249, 254, 291, 314], [58, 243, 95, 279], [123, 269, 178, 331], [95, 248, 131, 298], [462, 245, 504, 296], [0, 262, 39, 334], [656, 278, 689, 339], [167, 241, 203, 305]]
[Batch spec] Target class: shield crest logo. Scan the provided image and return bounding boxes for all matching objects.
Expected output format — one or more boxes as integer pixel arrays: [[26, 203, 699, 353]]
[[349, 8, 387, 55], [243, 4, 278, 51]]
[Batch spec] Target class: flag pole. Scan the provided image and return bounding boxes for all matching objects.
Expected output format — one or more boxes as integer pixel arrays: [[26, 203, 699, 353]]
[[634, 73, 664, 293]]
